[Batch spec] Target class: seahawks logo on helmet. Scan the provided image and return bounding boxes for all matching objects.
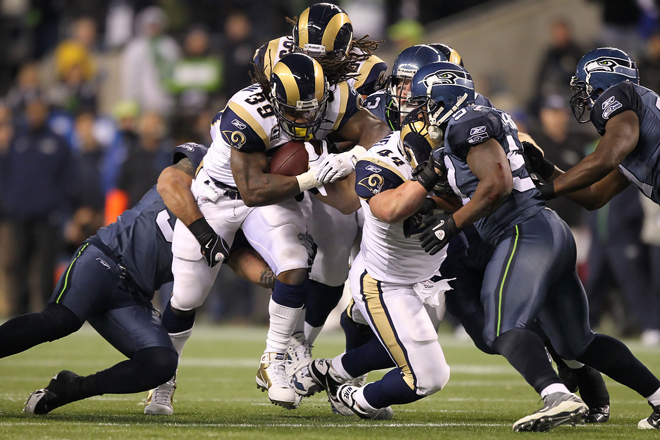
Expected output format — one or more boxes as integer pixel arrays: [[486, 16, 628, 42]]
[[423, 71, 460, 87], [583, 57, 636, 77]]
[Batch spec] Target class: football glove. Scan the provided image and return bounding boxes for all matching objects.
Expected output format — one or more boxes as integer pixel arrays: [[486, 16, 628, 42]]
[[419, 212, 461, 255], [403, 198, 437, 238], [413, 148, 447, 192], [314, 146, 367, 184], [521, 141, 555, 180], [188, 217, 230, 267]]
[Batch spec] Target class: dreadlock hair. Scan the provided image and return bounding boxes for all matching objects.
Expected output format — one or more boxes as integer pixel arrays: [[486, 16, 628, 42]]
[[249, 61, 271, 97]]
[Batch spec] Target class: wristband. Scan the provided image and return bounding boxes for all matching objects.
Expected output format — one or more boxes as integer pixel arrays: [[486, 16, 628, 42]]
[[188, 217, 215, 244], [348, 145, 368, 166], [296, 169, 320, 192]]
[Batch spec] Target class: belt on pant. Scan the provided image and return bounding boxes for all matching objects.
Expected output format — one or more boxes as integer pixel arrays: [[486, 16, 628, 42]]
[[209, 176, 242, 200]]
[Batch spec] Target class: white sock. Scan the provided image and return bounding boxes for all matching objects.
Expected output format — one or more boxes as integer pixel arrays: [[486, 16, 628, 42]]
[[294, 311, 305, 334], [540, 383, 571, 398], [353, 385, 377, 410], [646, 387, 660, 406], [169, 326, 194, 360], [331, 353, 354, 381], [304, 322, 323, 346], [265, 297, 304, 353]]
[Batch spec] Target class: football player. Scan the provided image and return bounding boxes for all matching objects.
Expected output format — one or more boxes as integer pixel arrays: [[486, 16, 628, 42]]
[[252, 2, 388, 380], [147, 51, 389, 412], [295, 121, 458, 418], [526, 47, 660, 213], [0, 143, 205, 415], [411, 61, 660, 431]]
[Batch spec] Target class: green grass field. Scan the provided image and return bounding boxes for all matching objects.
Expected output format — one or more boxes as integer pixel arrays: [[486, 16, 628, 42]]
[[1, 323, 659, 439]]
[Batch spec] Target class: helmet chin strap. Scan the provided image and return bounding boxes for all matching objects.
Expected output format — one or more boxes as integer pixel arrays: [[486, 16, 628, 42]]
[[427, 92, 469, 141]]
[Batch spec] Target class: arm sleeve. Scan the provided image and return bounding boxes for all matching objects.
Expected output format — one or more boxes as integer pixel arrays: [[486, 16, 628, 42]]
[[445, 110, 503, 161], [590, 81, 643, 135]]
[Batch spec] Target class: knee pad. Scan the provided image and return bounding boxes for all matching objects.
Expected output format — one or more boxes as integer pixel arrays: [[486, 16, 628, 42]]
[[134, 347, 178, 388]]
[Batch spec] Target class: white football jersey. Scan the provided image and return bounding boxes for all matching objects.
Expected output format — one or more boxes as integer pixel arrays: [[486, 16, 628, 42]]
[[204, 80, 360, 186], [353, 132, 447, 284]]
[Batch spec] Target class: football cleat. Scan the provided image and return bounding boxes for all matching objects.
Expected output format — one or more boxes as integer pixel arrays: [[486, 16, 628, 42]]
[[256, 352, 301, 409], [304, 358, 354, 416], [638, 403, 660, 429], [336, 384, 393, 420], [586, 405, 610, 423], [24, 370, 79, 415], [286, 331, 312, 377], [513, 392, 588, 432], [144, 376, 177, 415]]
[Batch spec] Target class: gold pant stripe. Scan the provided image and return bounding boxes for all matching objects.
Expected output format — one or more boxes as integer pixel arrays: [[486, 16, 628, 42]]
[[359, 271, 416, 390]]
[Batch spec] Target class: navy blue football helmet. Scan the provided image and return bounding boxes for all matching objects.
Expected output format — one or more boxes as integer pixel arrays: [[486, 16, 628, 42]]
[[386, 45, 447, 120], [293, 3, 353, 59], [270, 53, 329, 140], [404, 61, 475, 140], [569, 47, 639, 123]]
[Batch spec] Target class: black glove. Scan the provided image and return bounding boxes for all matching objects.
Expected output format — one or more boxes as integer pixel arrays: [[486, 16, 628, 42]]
[[403, 198, 437, 238], [419, 213, 461, 255], [188, 217, 230, 267], [536, 180, 557, 200], [521, 141, 555, 180], [298, 232, 318, 269]]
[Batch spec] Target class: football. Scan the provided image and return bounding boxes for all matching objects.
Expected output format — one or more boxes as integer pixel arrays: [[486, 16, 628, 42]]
[[269, 141, 309, 176]]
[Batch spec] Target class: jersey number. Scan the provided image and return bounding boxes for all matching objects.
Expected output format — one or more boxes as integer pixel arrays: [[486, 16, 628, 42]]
[[156, 210, 174, 243], [245, 93, 275, 118]]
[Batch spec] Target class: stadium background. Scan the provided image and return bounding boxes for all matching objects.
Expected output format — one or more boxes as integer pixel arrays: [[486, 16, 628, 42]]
[[0, 0, 659, 342]]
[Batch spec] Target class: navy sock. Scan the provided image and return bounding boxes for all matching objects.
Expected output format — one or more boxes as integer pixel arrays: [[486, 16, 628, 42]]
[[363, 368, 422, 407], [342, 336, 395, 378], [340, 309, 375, 352], [305, 281, 344, 327], [95, 347, 178, 394], [162, 298, 196, 333], [492, 328, 561, 394], [578, 333, 660, 398], [0, 303, 82, 358], [272, 278, 308, 308]]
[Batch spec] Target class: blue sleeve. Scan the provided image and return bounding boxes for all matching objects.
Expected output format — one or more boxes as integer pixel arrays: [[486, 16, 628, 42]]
[[590, 81, 643, 136], [172, 143, 208, 169], [220, 107, 268, 153], [354, 158, 405, 199], [445, 110, 503, 161]]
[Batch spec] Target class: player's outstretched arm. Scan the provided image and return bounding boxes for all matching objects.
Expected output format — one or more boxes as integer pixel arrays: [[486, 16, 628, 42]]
[[330, 109, 391, 150], [231, 149, 320, 207], [521, 133, 631, 209], [157, 158, 201, 226], [546, 110, 639, 198]]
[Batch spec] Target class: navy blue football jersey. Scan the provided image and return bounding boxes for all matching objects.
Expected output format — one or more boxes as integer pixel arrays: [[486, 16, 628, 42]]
[[590, 81, 660, 203], [443, 105, 544, 244], [94, 143, 207, 298]]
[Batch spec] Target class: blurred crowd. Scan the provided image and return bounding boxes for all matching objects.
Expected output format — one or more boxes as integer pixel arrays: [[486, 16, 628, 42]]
[[0, 0, 659, 342]]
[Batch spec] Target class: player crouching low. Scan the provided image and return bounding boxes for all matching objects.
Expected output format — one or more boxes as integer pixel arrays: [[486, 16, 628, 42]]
[[295, 122, 457, 418]]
